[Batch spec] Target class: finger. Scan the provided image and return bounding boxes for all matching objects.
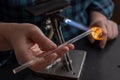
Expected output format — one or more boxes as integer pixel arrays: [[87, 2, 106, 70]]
[[88, 34, 95, 43], [29, 45, 73, 72], [66, 44, 75, 50], [37, 44, 70, 58], [30, 43, 44, 56], [99, 36, 107, 49], [30, 53, 57, 72], [114, 23, 119, 38], [112, 21, 118, 39], [106, 21, 113, 40], [107, 21, 118, 40], [99, 27, 107, 49], [28, 26, 57, 51], [54, 45, 69, 58], [88, 25, 95, 43], [92, 21, 107, 48]]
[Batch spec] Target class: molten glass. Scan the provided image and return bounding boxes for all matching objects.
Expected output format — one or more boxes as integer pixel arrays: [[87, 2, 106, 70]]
[[91, 27, 103, 40]]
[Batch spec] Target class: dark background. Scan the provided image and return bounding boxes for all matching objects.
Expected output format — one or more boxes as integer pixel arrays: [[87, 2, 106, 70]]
[[112, 0, 120, 24]]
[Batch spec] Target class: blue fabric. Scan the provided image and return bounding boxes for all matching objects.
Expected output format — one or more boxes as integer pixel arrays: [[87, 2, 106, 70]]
[[0, 0, 114, 66]]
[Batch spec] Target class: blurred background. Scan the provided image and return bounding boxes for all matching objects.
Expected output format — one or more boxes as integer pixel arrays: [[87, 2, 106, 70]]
[[112, 0, 120, 24]]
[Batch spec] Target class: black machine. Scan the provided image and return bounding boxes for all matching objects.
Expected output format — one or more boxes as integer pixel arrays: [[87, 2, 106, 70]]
[[26, 0, 86, 80]]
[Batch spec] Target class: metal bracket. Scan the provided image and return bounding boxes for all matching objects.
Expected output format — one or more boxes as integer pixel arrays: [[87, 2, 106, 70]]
[[34, 50, 86, 80]]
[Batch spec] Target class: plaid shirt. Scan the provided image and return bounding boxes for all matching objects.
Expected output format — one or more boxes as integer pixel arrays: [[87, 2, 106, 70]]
[[0, 0, 114, 66]]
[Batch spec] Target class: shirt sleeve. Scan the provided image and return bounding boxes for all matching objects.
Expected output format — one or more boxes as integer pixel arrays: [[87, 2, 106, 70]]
[[88, 0, 114, 19]]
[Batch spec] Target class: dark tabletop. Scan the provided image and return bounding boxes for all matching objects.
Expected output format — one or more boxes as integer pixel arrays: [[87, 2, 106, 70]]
[[76, 34, 120, 80], [0, 28, 120, 80]]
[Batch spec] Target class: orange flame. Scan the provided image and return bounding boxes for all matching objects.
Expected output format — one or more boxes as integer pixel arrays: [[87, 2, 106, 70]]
[[91, 27, 103, 40]]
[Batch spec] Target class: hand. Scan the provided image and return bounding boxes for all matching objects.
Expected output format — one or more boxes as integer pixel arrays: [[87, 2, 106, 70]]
[[0, 23, 74, 72], [89, 11, 118, 48], [30, 43, 74, 71]]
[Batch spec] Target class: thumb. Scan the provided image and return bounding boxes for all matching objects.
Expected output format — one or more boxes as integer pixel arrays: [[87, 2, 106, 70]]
[[28, 27, 57, 51]]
